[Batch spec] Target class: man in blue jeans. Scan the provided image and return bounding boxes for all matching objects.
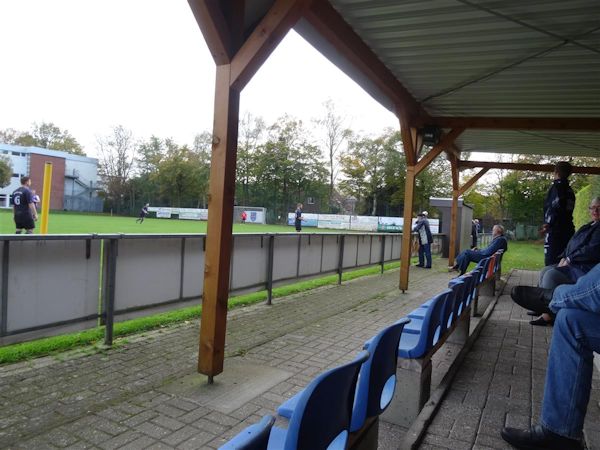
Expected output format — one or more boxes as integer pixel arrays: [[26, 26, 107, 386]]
[[501, 263, 600, 449]]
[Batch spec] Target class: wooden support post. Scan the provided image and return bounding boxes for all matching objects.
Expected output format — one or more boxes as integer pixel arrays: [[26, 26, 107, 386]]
[[198, 64, 240, 378], [399, 166, 416, 292]]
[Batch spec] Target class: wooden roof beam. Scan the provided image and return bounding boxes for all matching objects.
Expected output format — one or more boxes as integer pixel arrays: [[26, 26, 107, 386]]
[[230, 0, 310, 91], [459, 160, 600, 175], [304, 1, 429, 123], [428, 117, 600, 131], [187, 0, 233, 65], [459, 167, 489, 196], [415, 128, 465, 176]]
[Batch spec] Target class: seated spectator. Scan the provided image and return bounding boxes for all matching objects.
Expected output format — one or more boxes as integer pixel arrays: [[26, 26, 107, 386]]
[[501, 262, 600, 450], [450, 224, 508, 275], [539, 196, 600, 290], [514, 197, 600, 326]]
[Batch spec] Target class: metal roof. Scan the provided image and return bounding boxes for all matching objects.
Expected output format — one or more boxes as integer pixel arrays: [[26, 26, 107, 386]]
[[294, 0, 600, 159]]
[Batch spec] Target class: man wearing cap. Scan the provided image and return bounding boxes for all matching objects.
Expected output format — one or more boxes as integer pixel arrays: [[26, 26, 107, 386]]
[[413, 211, 432, 268], [450, 224, 508, 275]]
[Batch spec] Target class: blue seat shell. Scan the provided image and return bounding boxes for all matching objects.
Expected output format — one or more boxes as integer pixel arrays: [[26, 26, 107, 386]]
[[219, 415, 275, 450], [269, 351, 369, 450]]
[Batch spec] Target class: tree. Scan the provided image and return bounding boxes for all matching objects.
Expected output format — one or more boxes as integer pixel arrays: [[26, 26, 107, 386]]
[[315, 100, 350, 211], [153, 143, 209, 207], [236, 113, 265, 206], [9, 122, 85, 155], [0, 156, 11, 188], [97, 126, 136, 213]]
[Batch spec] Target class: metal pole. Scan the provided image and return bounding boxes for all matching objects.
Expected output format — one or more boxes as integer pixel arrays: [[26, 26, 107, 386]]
[[1, 241, 9, 337], [338, 235, 345, 285], [104, 239, 117, 346], [380, 235, 386, 274], [40, 162, 53, 234], [266, 235, 275, 305]]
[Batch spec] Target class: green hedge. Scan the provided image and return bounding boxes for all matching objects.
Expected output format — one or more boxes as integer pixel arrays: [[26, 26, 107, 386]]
[[574, 181, 600, 229]]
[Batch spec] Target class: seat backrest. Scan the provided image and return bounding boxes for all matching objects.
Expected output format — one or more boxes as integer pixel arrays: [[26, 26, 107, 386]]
[[285, 350, 369, 450], [447, 279, 466, 325], [475, 257, 490, 284], [403, 289, 453, 358], [219, 415, 275, 450], [460, 273, 475, 308], [486, 254, 496, 279], [494, 250, 504, 273], [351, 318, 410, 432]]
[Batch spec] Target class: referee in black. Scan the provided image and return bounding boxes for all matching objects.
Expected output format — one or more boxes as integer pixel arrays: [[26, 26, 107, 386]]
[[12, 176, 38, 234]]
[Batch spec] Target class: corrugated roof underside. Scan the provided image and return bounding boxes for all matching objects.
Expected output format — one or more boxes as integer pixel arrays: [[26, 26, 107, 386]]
[[329, 0, 600, 118], [455, 129, 600, 158]]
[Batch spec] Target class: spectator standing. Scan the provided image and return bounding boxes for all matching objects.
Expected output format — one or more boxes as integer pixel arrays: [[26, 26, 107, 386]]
[[136, 203, 150, 223], [294, 203, 303, 232], [413, 211, 432, 268], [241, 211, 247, 223], [471, 218, 479, 249], [11, 176, 38, 234], [542, 161, 575, 266]]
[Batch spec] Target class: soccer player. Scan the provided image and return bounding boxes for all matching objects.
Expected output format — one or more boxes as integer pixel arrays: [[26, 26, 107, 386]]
[[12, 176, 38, 234], [136, 203, 150, 223]]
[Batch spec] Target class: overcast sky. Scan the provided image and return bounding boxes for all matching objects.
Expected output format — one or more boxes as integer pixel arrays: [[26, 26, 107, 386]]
[[0, 0, 401, 158]]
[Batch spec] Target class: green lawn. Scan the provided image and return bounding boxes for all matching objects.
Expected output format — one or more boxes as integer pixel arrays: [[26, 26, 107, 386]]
[[0, 209, 296, 234], [498, 240, 545, 272]]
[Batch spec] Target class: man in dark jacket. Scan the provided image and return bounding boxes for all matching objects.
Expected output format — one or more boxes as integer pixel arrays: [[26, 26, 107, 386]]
[[539, 196, 600, 289], [413, 211, 433, 268], [542, 161, 576, 266], [451, 224, 508, 275]]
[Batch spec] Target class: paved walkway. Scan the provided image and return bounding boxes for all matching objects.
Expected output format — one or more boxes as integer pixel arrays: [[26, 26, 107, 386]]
[[1, 264, 599, 449], [419, 270, 600, 450]]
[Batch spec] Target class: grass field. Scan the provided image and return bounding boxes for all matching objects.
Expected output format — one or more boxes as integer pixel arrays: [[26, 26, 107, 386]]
[[0, 209, 296, 234]]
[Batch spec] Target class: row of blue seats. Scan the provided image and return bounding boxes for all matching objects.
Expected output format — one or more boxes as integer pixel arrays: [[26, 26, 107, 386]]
[[219, 251, 503, 450]]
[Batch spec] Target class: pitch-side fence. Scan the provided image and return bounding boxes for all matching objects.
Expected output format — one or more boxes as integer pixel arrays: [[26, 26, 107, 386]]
[[0, 232, 445, 346]]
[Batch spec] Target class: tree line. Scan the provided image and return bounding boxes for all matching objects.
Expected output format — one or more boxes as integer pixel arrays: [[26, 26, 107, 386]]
[[1, 110, 598, 228]]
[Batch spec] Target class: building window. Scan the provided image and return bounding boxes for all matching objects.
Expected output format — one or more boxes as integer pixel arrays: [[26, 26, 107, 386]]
[[307, 197, 315, 205], [1, 150, 7, 154], [12, 173, 19, 178], [12, 151, 21, 156]]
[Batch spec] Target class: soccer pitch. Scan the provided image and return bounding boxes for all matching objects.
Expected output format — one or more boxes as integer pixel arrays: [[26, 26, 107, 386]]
[[0, 209, 295, 234]]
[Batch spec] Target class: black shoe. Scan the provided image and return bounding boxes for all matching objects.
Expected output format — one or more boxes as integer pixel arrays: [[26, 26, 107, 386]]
[[527, 311, 538, 316], [501, 424, 582, 449], [425, 266, 432, 269], [414, 264, 424, 267], [530, 316, 554, 326]]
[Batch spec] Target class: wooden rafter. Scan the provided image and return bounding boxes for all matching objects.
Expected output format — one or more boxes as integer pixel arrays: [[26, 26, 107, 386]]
[[230, 0, 309, 91], [428, 117, 600, 131], [304, 1, 429, 122], [398, 111, 417, 166], [187, 0, 232, 64], [459, 160, 600, 175], [415, 128, 465, 176], [458, 168, 489, 196]]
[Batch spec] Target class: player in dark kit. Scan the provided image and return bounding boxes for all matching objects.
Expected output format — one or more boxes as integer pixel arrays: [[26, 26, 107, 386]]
[[136, 203, 150, 223], [12, 176, 38, 234]]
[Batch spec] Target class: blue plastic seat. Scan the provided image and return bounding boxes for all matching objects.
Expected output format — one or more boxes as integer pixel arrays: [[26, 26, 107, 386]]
[[278, 320, 409, 434], [269, 351, 369, 449], [219, 415, 275, 450], [446, 279, 465, 326], [399, 289, 453, 359]]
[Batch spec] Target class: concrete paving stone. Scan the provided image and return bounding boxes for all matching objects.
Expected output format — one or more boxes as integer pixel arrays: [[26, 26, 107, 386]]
[[191, 417, 229, 436], [422, 432, 473, 449], [153, 403, 188, 419], [150, 415, 186, 432], [123, 410, 160, 428], [143, 442, 173, 450], [90, 417, 129, 436], [160, 425, 203, 447], [474, 432, 515, 449], [97, 430, 143, 450], [45, 428, 81, 448], [117, 435, 157, 450], [203, 411, 241, 428], [73, 427, 113, 446], [176, 431, 216, 449], [134, 422, 172, 439], [178, 408, 212, 425]]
